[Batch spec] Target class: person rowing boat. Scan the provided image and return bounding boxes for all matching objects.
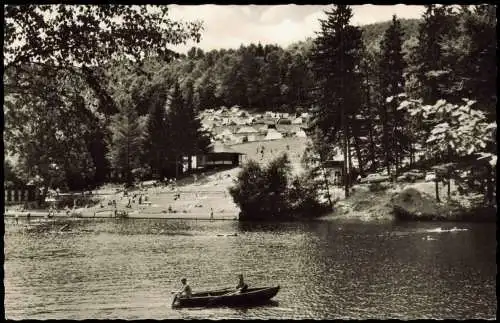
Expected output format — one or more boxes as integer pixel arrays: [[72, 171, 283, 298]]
[[172, 278, 192, 307], [176, 278, 192, 298], [235, 274, 248, 293], [224, 274, 249, 296]]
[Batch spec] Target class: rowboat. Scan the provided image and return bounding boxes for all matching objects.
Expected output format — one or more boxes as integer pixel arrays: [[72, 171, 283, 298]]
[[172, 286, 280, 308]]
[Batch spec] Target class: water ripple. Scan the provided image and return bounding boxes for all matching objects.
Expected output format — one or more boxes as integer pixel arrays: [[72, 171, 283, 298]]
[[4, 219, 496, 320]]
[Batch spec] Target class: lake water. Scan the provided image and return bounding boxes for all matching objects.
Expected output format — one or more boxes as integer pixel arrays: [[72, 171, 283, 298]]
[[4, 217, 497, 319]]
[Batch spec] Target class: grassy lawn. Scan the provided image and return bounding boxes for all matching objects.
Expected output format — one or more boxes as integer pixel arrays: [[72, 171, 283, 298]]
[[230, 137, 309, 175]]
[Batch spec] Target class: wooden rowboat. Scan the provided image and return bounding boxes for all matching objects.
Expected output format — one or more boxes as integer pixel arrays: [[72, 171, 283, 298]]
[[172, 286, 280, 308]]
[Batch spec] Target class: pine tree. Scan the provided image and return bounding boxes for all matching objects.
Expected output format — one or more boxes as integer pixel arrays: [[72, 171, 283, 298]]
[[260, 50, 282, 110], [310, 5, 364, 197], [108, 100, 146, 185], [459, 5, 497, 121], [168, 81, 211, 175], [413, 5, 458, 104], [145, 83, 170, 179], [379, 15, 407, 175]]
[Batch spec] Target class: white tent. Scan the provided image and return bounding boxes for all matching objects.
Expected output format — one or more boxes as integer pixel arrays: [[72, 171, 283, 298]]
[[265, 129, 283, 140], [236, 126, 258, 134], [292, 117, 303, 124], [295, 129, 307, 138]]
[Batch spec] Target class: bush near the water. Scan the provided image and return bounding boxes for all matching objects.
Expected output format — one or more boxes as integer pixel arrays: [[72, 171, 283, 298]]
[[229, 153, 329, 220]]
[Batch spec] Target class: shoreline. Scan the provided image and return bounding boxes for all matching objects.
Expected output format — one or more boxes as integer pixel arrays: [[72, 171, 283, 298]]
[[3, 211, 239, 221]]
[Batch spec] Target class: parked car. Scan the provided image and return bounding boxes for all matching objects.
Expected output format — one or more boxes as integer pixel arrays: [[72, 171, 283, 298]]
[[424, 171, 436, 182], [399, 170, 425, 182], [359, 173, 390, 184]]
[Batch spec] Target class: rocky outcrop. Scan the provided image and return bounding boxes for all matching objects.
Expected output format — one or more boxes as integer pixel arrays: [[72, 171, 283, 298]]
[[391, 187, 445, 220], [391, 187, 497, 222]]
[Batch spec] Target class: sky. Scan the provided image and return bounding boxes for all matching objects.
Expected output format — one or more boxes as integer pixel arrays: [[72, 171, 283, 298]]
[[168, 5, 426, 53]]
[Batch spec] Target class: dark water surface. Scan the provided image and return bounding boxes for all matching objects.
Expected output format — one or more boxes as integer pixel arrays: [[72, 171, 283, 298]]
[[4, 217, 496, 319]]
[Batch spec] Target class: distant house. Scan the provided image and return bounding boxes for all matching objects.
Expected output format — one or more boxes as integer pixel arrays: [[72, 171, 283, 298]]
[[197, 142, 245, 169], [265, 129, 283, 141]]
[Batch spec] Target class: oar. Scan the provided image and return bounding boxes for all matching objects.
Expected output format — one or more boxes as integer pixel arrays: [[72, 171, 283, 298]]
[[171, 293, 178, 307]]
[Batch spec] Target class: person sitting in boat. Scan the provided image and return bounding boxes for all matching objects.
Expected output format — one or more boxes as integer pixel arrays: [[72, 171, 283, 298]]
[[235, 274, 248, 293], [178, 278, 192, 298]]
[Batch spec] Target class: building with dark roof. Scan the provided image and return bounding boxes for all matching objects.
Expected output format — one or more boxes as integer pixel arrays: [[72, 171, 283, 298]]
[[196, 142, 246, 169]]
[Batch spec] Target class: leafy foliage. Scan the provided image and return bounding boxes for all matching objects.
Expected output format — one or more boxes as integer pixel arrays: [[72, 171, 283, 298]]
[[4, 5, 202, 68], [229, 154, 329, 220], [4, 5, 203, 192], [4, 65, 99, 191], [397, 97, 497, 166]]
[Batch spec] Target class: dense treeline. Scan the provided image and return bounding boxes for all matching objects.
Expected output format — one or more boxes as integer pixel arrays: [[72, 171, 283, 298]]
[[164, 19, 419, 114], [307, 4, 496, 203]]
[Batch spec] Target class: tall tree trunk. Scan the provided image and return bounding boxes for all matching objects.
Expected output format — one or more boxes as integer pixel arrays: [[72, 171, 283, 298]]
[[319, 152, 333, 208], [368, 120, 377, 169], [409, 142, 414, 167], [381, 104, 391, 176], [352, 122, 365, 177], [175, 155, 179, 179], [342, 105, 349, 198], [126, 136, 131, 185], [365, 67, 376, 170], [394, 142, 399, 179], [435, 178, 440, 202], [347, 126, 353, 187], [188, 155, 192, 172]]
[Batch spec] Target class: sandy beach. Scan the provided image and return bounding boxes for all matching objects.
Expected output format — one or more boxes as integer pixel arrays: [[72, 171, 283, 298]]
[[4, 138, 310, 221]]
